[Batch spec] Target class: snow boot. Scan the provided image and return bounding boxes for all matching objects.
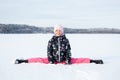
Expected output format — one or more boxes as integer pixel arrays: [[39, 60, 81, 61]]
[[90, 59, 104, 64], [15, 59, 28, 64]]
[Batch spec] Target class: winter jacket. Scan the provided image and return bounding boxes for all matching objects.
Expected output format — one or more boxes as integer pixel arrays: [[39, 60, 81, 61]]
[[47, 35, 71, 64]]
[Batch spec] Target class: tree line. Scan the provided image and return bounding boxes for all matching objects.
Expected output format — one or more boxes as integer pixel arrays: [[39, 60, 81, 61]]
[[0, 23, 120, 34]]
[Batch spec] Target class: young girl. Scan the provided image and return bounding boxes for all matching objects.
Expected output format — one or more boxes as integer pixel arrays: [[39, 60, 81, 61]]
[[47, 24, 71, 64], [15, 25, 103, 64]]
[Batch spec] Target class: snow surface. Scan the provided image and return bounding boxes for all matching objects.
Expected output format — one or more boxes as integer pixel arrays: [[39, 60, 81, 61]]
[[0, 34, 120, 80]]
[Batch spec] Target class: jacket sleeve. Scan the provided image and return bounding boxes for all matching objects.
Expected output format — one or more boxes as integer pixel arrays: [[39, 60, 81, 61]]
[[65, 39, 71, 64], [47, 40, 53, 63]]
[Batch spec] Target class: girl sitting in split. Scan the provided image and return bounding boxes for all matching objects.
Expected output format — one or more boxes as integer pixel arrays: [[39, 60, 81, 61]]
[[15, 25, 103, 64]]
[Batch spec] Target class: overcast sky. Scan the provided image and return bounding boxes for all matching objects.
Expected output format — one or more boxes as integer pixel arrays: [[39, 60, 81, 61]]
[[0, 0, 120, 28]]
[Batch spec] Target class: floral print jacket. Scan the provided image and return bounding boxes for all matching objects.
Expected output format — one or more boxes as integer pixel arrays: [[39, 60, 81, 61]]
[[47, 35, 71, 64]]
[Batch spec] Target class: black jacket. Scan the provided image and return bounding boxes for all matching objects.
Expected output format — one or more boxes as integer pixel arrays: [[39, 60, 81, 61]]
[[47, 35, 71, 64]]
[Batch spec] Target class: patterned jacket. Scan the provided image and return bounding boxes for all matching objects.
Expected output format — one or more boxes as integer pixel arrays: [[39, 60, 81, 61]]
[[47, 35, 71, 64]]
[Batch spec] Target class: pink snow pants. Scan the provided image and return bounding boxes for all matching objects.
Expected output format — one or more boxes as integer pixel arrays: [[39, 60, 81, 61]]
[[28, 57, 90, 64]]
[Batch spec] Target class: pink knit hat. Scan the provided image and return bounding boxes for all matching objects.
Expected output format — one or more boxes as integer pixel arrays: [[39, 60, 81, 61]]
[[54, 24, 64, 34]]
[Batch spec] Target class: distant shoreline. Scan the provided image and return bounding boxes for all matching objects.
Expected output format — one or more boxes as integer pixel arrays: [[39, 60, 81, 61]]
[[0, 23, 120, 34]]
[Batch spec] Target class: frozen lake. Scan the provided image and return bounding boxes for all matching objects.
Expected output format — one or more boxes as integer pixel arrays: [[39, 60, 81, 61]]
[[0, 34, 120, 80]]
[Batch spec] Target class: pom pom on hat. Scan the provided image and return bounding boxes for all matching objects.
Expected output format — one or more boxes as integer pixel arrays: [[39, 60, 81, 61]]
[[54, 24, 64, 34]]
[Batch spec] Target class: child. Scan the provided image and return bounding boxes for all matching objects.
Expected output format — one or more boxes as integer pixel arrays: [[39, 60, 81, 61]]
[[47, 24, 71, 64]]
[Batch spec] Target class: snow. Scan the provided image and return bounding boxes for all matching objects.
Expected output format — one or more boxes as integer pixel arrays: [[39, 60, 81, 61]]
[[0, 34, 120, 80]]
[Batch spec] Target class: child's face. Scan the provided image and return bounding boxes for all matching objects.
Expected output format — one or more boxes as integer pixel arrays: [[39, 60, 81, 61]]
[[54, 29, 62, 36]]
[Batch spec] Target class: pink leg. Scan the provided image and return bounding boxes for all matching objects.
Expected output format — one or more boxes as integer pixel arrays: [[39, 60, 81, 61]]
[[28, 57, 48, 64], [28, 57, 90, 64], [71, 58, 90, 64]]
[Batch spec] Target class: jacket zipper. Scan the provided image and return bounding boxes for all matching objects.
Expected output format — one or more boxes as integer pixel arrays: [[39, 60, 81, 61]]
[[58, 38, 60, 62]]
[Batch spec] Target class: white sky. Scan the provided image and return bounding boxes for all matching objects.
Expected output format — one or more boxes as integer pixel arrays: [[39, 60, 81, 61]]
[[0, 0, 120, 28]]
